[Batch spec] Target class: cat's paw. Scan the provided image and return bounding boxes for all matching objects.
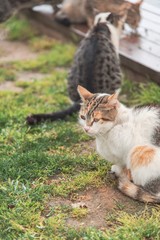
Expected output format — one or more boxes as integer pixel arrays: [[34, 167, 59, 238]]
[[111, 165, 122, 177]]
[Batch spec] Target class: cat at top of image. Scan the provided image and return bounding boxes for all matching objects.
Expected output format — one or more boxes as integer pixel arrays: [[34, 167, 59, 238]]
[[77, 85, 160, 203], [0, 0, 62, 23], [27, 12, 125, 125], [55, 0, 143, 30]]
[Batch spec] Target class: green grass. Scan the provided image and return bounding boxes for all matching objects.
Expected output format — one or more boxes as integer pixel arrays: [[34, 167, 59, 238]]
[[1, 17, 160, 240], [1, 42, 76, 73], [3, 16, 38, 41], [106, 208, 160, 239], [121, 79, 160, 106], [71, 207, 88, 219], [14, 43, 76, 72], [0, 68, 16, 83], [29, 37, 59, 51]]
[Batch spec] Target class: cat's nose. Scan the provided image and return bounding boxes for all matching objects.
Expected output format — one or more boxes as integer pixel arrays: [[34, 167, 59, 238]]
[[84, 126, 90, 132]]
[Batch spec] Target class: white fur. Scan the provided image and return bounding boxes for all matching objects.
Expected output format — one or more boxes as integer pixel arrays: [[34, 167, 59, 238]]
[[107, 23, 120, 55], [80, 102, 160, 187], [56, 0, 87, 23], [94, 12, 111, 25], [97, 93, 109, 98], [111, 165, 122, 176], [94, 12, 123, 55]]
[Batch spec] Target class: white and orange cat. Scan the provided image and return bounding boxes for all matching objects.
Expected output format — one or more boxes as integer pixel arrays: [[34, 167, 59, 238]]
[[77, 85, 160, 203]]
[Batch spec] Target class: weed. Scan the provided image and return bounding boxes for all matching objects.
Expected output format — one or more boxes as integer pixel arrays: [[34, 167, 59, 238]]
[[72, 207, 88, 219]]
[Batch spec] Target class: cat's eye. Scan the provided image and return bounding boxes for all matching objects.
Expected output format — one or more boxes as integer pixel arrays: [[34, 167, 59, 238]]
[[80, 115, 86, 120]]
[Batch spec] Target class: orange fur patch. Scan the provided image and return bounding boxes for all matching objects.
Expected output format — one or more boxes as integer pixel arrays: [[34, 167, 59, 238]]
[[120, 182, 130, 192], [131, 146, 155, 169], [122, 168, 132, 181], [94, 111, 102, 119], [119, 181, 138, 198]]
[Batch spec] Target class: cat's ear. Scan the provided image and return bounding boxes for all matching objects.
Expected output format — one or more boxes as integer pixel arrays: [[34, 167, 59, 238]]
[[134, 0, 143, 7], [107, 90, 120, 107], [77, 85, 93, 101], [106, 13, 114, 24]]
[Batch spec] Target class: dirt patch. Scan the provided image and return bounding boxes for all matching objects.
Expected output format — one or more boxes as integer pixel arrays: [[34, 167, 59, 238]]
[[0, 39, 38, 63], [46, 185, 144, 230], [73, 139, 96, 155], [17, 71, 49, 82], [0, 81, 23, 92]]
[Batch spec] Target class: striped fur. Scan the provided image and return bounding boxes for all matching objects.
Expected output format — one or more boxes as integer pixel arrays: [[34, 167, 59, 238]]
[[118, 176, 160, 203]]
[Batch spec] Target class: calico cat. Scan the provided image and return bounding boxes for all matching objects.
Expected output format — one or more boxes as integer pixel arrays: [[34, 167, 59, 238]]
[[55, 0, 143, 30], [0, 0, 62, 22], [77, 85, 160, 203], [27, 12, 125, 124], [55, 0, 94, 27]]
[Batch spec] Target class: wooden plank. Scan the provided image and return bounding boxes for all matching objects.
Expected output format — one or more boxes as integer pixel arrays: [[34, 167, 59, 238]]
[[138, 40, 160, 58], [141, 9, 160, 25], [120, 53, 160, 84], [119, 2, 160, 84], [119, 39, 160, 83], [119, 38, 160, 71], [122, 30, 160, 57], [124, 25, 160, 46], [142, 2, 160, 16], [137, 27, 160, 45], [140, 18, 160, 35]]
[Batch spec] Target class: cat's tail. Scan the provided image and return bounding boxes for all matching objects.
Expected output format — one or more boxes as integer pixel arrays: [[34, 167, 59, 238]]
[[118, 176, 160, 203], [26, 102, 80, 125]]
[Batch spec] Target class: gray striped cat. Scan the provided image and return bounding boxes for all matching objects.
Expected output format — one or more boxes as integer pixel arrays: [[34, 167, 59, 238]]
[[27, 12, 125, 124]]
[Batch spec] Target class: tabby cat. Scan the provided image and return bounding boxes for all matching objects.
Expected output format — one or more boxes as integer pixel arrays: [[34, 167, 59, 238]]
[[55, 0, 143, 30], [0, 0, 62, 22], [78, 85, 160, 203], [27, 12, 124, 124]]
